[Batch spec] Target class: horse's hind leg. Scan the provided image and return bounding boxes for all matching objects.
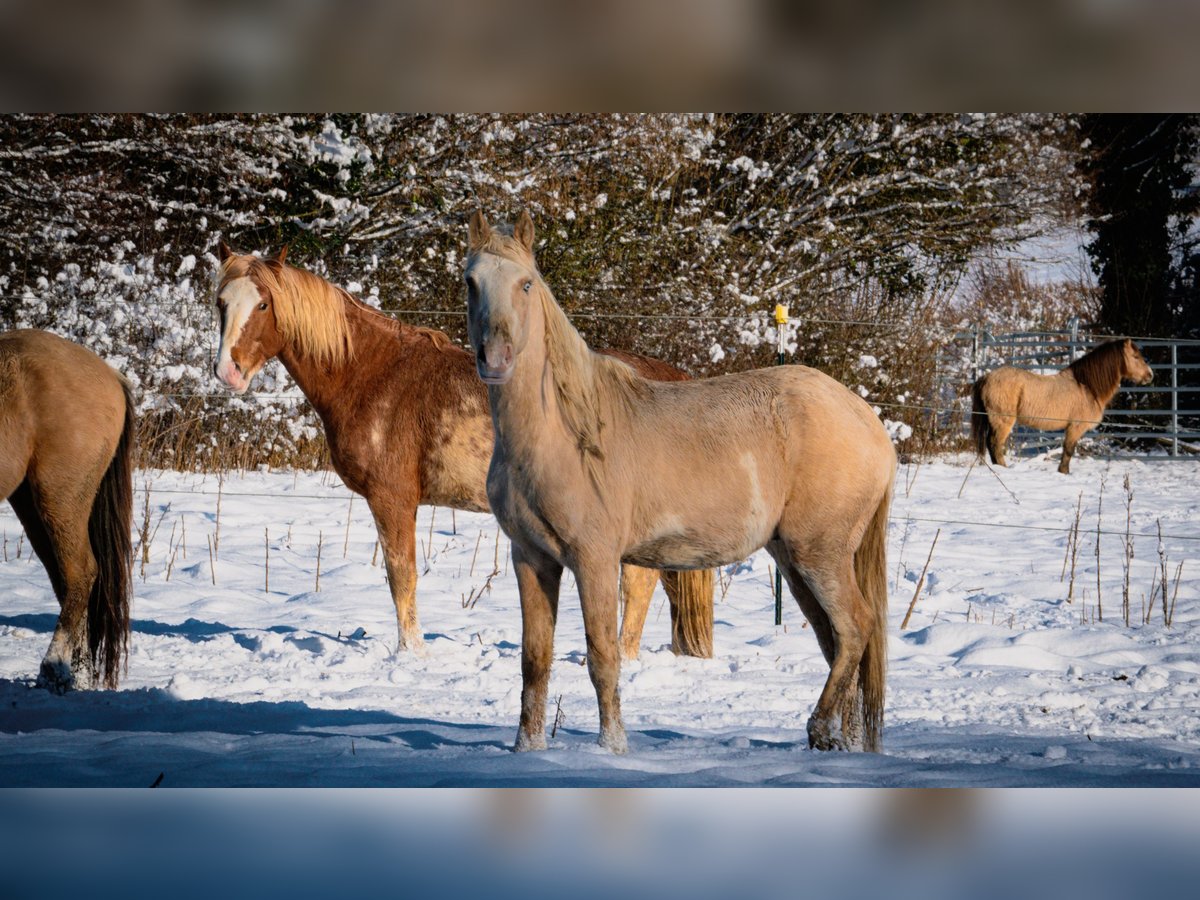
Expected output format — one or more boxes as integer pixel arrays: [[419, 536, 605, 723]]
[[768, 541, 865, 749], [14, 478, 100, 692], [989, 415, 1015, 467], [618, 564, 658, 660], [512, 542, 562, 752]]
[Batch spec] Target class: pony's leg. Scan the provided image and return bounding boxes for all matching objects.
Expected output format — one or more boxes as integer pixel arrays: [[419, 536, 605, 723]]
[[1058, 424, 1087, 475], [576, 556, 627, 753], [781, 544, 874, 752], [768, 541, 863, 750], [512, 541, 562, 752], [618, 564, 658, 660], [989, 415, 1015, 467], [367, 493, 423, 652], [14, 479, 100, 692]]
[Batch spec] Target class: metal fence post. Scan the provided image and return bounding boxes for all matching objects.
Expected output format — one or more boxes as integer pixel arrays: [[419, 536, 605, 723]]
[[1172, 342, 1179, 458], [971, 324, 981, 384]]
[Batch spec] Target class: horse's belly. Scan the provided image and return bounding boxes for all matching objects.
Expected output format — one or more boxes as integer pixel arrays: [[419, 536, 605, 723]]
[[1016, 413, 1068, 432], [625, 521, 770, 571]]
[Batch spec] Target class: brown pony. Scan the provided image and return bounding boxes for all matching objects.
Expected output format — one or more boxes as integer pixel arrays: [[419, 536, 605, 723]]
[[465, 211, 896, 754], [213, 244, 713, 658], [0, 329, 134, 691], [971, 338, 1153, 474]]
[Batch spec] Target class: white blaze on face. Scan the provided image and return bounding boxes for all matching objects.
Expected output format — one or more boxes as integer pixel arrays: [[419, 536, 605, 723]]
[[215, 277, 261, 392]]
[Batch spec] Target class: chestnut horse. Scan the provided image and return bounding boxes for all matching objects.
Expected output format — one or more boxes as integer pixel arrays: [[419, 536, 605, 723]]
[[1, 329, 134, 691], [213, 244, 712, 657], [465, 211, 895, 754], [971, 338, 1153, 474]]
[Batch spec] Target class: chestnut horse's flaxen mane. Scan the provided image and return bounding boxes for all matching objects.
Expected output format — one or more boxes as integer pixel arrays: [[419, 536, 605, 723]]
[[1068, 339, 1127, 403], [220, 255, 449, 366]]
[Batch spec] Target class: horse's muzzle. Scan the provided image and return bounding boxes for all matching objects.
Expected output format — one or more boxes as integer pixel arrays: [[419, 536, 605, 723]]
[[476, 341, 514, 384], [214, 358, 250, 394]]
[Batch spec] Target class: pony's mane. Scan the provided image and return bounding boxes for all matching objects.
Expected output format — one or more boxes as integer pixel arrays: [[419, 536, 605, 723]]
[[1068, 339, 1126, 402], [220, 255, 450, 363], [473, 229, 645, 474]]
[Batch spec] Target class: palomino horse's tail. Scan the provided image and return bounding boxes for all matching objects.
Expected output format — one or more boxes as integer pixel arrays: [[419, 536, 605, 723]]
[[662, 568, 715, 658], [854, 482, 892, 753], [88, 379, 134, 688], [970, 377, 990, 458]]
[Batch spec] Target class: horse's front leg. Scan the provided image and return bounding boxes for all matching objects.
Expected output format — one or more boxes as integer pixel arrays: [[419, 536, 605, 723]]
[[577, 556, 627, 753], [367, 491, 423, 652], [1059, 423, 1087, 474], [513, 541, 563, 752]]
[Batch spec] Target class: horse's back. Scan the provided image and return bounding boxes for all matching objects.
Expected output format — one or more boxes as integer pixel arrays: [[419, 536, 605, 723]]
[[627, 364, 894, 548], [0, 330, 127, 473], [981, 365, 1094, 432]]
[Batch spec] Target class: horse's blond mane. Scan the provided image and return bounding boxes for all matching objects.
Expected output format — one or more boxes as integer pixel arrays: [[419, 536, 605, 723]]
[[220, 255, 353, 366], [473, 229, 645, 473], [1069, 339, 1126, 403], [220, 255, 451, 363]]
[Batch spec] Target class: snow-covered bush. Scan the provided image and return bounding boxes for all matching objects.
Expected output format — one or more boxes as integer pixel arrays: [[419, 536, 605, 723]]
[[1, 114, 1081, 467]]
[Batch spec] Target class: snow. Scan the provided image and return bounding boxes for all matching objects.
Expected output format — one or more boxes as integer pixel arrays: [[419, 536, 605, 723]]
[[1, 454, 1198, 787]]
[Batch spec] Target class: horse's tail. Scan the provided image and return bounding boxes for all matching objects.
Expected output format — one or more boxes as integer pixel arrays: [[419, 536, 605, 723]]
[[88, 379, 134, 688], [970, 377, 991, 458], [854, 481, 892, 753], [662, 568, 715, 658]]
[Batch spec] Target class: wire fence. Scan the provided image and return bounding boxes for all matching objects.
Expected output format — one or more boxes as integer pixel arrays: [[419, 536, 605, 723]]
[[67, 481, 1193, 545]]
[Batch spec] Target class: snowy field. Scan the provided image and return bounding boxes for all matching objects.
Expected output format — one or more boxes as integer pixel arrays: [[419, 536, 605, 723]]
[[1, 452, 1198, 787]]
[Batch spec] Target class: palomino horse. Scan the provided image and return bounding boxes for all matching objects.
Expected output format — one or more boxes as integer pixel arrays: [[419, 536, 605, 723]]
[[213, 244, 713, 657], [0, 329, 134, 691], [971, 338, 1153, 474], [465, 211, 896, 753]]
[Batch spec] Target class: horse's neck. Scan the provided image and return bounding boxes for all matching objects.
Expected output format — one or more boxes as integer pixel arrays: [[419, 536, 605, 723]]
[[492, 297, 593, 461], [276, 298, 389, 424], [1069, 363, 1120, 409]]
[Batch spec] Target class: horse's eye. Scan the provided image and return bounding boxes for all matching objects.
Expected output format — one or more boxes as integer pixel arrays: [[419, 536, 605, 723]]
[[522, 280, 532, 293], [258, 303, 268, 311]]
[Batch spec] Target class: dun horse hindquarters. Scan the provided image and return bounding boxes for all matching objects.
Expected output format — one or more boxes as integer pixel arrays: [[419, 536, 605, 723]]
[[211, 243, 713, 659], [0, 330, 134, 691], [466, 211, 896, 754], [971, 338, 1153, 474]]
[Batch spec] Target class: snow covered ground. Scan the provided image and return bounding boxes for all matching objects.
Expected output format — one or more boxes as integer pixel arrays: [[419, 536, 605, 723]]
[[1, 452, 1198, 787]]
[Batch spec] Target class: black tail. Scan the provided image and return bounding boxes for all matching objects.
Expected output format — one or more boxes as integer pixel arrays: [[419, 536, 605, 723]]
[[87, 379, 134, 688], [970, 378, 990, 458]]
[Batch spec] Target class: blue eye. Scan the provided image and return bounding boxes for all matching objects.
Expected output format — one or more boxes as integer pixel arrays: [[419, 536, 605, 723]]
[[523, 280, 532, 293]]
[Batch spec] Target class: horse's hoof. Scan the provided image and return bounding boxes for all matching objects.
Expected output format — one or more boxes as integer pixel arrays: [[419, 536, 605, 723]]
[[513, 729, 547, 752], [599, 727, 628, 755], [807, 717, 850, 752], [36, 659, 75, 694], [395, 631, 427, 655]]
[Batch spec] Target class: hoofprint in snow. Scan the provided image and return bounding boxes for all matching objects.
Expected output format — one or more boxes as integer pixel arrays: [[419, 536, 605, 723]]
[[0, 454, 1197, 786]]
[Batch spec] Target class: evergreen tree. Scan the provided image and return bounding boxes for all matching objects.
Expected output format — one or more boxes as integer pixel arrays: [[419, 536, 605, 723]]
[[1079, 114, 1200, 337]]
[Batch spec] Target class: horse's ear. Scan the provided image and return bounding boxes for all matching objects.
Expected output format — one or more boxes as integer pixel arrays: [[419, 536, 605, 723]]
[[468, 209, 491, 252], [275, 245, 288, 265], [218, 240, 233, 263], [514, 210, 535, 253]]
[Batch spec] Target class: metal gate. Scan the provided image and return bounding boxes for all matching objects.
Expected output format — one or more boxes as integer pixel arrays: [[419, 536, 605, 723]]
[[964, 319, 1200, 458]]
